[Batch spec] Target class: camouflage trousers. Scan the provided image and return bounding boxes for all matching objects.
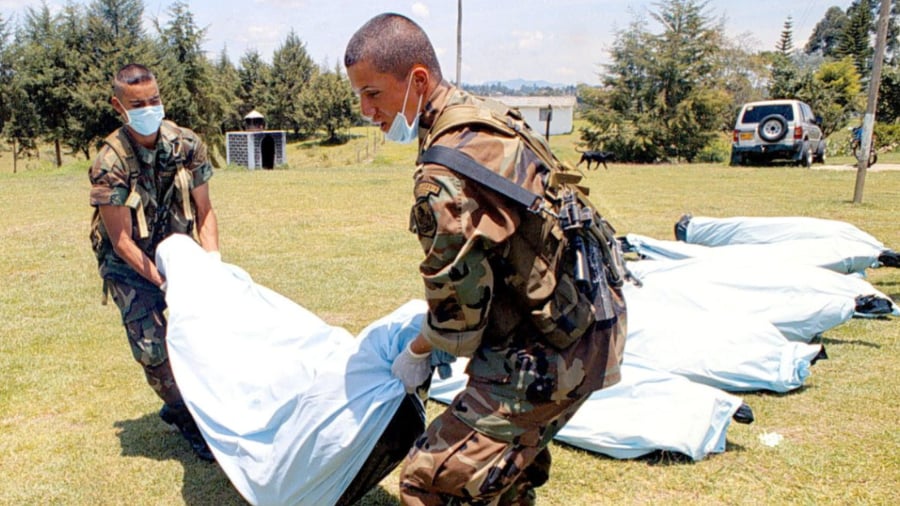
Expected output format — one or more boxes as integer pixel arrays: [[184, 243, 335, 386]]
[[106, 279, 183, 407], [399, 394, 586, 505]]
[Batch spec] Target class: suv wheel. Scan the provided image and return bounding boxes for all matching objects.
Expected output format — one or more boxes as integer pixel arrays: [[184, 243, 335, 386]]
[[814, 140, 826, 164], [798, 142, 813, 168], [758, 114, 788, 142]]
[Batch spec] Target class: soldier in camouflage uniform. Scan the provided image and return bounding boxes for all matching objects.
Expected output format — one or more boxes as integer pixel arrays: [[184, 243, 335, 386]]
[[88, 64, 219, 462], [346, 14, 626, 505]]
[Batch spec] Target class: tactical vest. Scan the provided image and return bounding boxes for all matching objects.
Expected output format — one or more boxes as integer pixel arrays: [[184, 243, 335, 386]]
[[418, 97, 627, 349], [90, 121, 198, 290]]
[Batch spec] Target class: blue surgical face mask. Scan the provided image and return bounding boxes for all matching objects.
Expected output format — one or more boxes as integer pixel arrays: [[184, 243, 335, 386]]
[[385, 73, 423, 144], [126, 104, 165, 136]]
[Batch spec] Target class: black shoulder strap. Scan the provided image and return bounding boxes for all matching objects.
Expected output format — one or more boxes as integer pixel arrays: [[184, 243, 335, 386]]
[[419, 145, 544, 214]]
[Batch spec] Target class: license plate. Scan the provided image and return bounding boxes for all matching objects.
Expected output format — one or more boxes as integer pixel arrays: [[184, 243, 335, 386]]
[[739, 132, 753, 141]]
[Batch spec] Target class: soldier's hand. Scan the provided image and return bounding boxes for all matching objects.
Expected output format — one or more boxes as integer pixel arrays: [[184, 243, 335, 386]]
[[391, 343, 432, 393]]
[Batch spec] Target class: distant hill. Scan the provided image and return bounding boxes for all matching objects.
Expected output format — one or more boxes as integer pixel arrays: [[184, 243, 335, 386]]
[[462, 79, 576, 97], [479, 78, 570, 90]]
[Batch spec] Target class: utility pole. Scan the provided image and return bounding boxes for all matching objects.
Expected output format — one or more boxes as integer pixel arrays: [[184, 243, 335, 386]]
[[853, 0, 891, 204], [456, 0, 462, 87]]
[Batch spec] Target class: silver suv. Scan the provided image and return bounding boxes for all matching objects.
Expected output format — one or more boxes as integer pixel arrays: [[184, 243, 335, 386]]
[[730, 99, 826, 167]]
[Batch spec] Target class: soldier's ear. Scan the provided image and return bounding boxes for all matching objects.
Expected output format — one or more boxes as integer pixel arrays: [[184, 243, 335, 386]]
[[410, 66, 429, 93], [110, 96, 127, 119]]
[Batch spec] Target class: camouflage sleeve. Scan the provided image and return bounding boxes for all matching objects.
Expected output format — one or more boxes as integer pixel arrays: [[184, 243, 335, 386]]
[[183, 129, 213, 187], [88, 146, 130, 207], [412, 160, 520, 357]]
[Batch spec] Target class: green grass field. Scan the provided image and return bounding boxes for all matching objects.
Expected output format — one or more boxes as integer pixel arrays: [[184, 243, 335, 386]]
[[1, 128, 898, 505]]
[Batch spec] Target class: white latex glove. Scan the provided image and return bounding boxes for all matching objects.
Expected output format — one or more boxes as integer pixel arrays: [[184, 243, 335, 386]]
[[391, 342, 432, 394]]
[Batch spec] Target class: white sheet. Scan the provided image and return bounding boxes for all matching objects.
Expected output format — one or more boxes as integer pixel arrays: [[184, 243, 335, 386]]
[[430, 358, 744, 461], [627, 233, 882, 275], [157, 234, 423, 506], [626, 258, 898, 341], [153, 229, 896, 488], [623, 281, 823, 392], [683, 215, 885, 251]]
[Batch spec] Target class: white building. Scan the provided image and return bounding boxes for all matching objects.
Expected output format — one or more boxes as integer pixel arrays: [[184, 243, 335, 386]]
[[494, 96, 577, 136], [225, 110, 287, 170]]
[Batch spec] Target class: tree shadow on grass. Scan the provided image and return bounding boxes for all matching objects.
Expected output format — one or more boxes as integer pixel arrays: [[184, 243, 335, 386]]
[[819, 336, 882, 349], [114, 412, 248, 506]]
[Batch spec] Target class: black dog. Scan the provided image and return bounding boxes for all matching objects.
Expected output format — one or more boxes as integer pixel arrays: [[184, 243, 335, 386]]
[[576, 149, 615, 170]]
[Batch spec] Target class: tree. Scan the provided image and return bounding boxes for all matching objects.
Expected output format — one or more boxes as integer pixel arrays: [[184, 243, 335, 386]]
[[798, 57, 864, 136], [4, 24, 40, 166], [237, 49, 273, 120], [603, 18, 655, 118], [777, 16, 794, 55], [57, 4, 96, 159], [584, 0, 729, 162], [269, 30, 317, 136], [768, 51, 801, 99], [211, 48, 243, 134], [299, 62, 357, 143], [0, 13, 12, 138], [877, 64, 900, 122], [711, 35, 771, 129], [805, 6, 849, 57], [18, 3, 81, 166], [155, 1, 229, 165], [71, 0, 152, 159], [838, 0, 875, 77], [888, 0, 900, 65]]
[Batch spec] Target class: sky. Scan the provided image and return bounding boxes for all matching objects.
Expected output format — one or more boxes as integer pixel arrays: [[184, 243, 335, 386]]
[[3, 0, 847, 86]]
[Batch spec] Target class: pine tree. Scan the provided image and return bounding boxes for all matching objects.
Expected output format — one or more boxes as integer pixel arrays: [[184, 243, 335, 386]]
[[73, 0, 152, 158], [589, 0, 729, 162], [838, 0, 875, 77], [237, 49, 274, 120], [0, 13, 12, 138], [269, 30, 317, 136], [155, 1, 229, 165], [300, 62, 356, 143], [58, 4, 96, 159], [19, 3, 74, 166], [212, 48, 243, 134], [777, 16, 794, 55]]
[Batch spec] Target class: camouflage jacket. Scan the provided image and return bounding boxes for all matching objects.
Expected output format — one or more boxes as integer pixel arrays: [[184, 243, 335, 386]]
[[89, 121, 212, 287], [410, 84, 626, 440]]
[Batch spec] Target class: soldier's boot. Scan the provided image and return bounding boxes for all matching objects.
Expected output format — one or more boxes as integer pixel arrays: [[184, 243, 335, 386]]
[[159, 401, 215, 462]]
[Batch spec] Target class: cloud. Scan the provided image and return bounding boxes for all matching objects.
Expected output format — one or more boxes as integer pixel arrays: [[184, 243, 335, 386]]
[[230, 23, 287, 51], [411, 2, 429, 19], [513, 30, 545, 50], [555, 67, 577, 78], [252, 0, 308, 7]]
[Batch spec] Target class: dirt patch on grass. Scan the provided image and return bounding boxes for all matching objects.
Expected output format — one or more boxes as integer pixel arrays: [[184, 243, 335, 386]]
[[813, 163, 900, 171]]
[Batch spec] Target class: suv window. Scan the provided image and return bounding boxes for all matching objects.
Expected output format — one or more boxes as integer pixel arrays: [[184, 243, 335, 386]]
[[801, 103, 814, 121], [741, 104, 794, 123]]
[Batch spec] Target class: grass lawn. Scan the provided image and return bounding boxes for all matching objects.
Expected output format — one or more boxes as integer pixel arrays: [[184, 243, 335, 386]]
[[1, 127, 898, 505]]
